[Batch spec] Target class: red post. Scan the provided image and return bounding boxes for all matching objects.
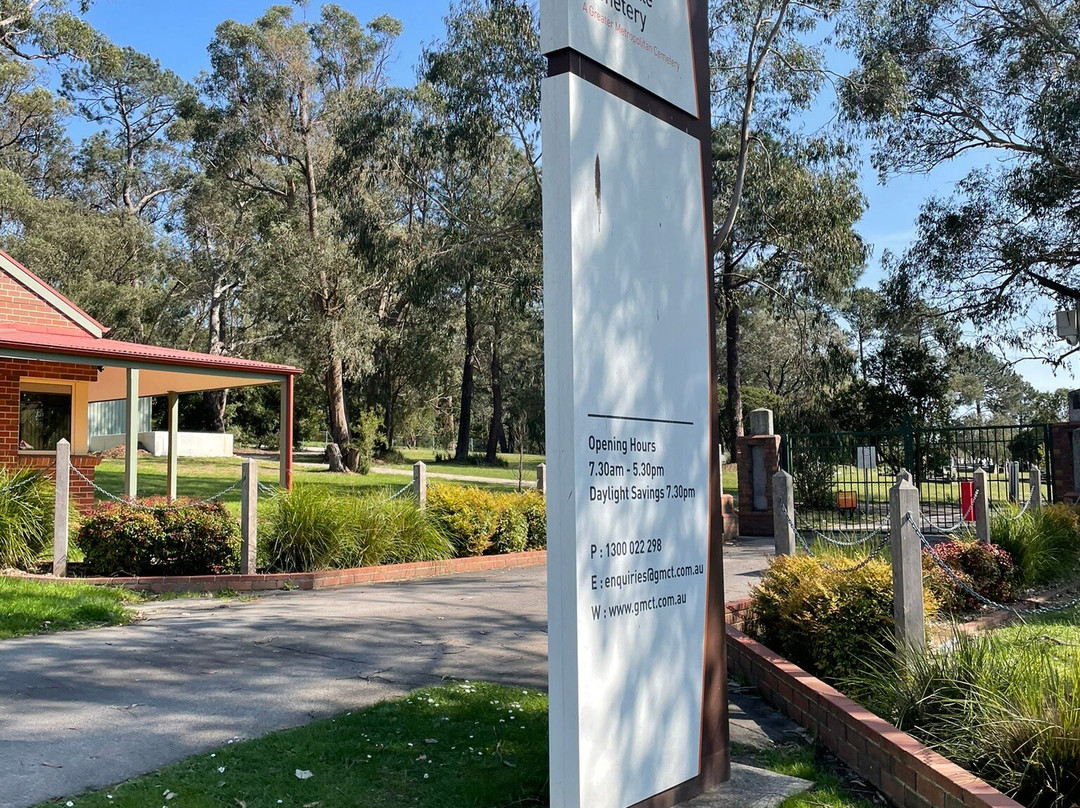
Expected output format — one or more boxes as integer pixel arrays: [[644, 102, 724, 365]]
[[280, 375, 294, 490]]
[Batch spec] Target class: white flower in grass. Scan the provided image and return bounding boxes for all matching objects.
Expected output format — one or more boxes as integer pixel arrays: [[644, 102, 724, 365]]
[[295, 769, 314, 780], [217, 767, 226, 773]]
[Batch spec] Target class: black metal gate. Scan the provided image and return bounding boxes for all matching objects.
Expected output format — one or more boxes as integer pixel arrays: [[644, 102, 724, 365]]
[[780, 423, 1055, 532]]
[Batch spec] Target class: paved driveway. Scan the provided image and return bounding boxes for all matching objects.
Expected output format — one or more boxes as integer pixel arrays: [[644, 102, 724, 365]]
[[1, 541, 772, 808]]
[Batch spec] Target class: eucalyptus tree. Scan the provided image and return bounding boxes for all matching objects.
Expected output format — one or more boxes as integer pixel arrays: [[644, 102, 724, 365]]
[[841, 0, 1080, 363], [190, 5, 402, 466], [62, 45, 191, 223], [420, 0, 544, 462], [0, 0, 97, 62], [712, 127, 867, 446], [709, 0, 863, 443]]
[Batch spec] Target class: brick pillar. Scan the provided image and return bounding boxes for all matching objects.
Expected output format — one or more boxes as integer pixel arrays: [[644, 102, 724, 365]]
[[1050, 423, 1075, 503], [735, 435, 782, 536]]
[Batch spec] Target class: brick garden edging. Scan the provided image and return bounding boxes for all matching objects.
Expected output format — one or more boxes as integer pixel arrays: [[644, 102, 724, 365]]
[[724, 598, 1024, 808], [7, 550, 548, 594]]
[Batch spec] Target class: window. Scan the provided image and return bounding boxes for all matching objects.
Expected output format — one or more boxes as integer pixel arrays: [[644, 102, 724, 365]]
[[19, 382, 72, 452]]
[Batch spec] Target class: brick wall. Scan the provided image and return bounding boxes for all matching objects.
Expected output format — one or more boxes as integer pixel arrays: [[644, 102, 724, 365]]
[[724, 613, 1024, 808], [735, 435, 781, 536], [0, 358, 100, 509], [0, 271, 91, 335], [13, 550, 551, 594]]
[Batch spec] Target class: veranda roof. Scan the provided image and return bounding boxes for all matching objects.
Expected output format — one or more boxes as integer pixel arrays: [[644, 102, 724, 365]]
[[0, 326, 301, 401]]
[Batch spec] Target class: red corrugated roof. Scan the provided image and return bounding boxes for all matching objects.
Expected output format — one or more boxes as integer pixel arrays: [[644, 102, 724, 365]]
[[0, 326, 301, 376]]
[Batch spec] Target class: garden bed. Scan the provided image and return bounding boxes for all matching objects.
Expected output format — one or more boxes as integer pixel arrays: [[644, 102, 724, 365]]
[[5, 550, 548, 594], [724, 600, 1026, 808]]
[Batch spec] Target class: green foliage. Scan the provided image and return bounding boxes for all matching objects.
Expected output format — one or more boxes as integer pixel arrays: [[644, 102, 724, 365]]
[[262, 486, 347, 573], [991, 504, 1080, 588], [717, 384, 784, 422], [262, 487, 453, 573], [922, 539, 1018, 611], [428, 485, 500, 556], [350, 409, 381, 475], [853, 612, 1080, 808], [427, 484, 546, 557], [76, 499, 240, 576], [746, 554, 937, 683], [490, 506, 528, 555], [0, 469, 53, 570], [336, 498, 452, 568], [516, 491, 546, 550]]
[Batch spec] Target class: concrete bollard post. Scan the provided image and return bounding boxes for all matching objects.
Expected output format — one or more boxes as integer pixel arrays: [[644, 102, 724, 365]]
[[240, 459, 258, 575], [53, 439, 71, 578], [413, 461, 428, 509], [1029, 466, 1043, 512], [1006, 461, 1019, 503], [895, 469, 913, 485], [889, 478, 925, 653], [536, 463, 546, 496], [973, 467, 991, 543], [772, 469, 796, 557]]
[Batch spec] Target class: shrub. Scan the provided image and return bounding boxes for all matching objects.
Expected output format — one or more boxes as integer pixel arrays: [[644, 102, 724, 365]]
[[350, 410, 382, 475], [991, 504, 1080, 587], [0, 469, 53, 570], [428, 485, 501, 556], [428, 485, 547, 556], [263, 488, 453, 572], [515, 492, 547, 550], [922, 539, 1018, 611], [746, 553, 937, 683], [76, 499, 239, 576], [491, 507, 528, 555]]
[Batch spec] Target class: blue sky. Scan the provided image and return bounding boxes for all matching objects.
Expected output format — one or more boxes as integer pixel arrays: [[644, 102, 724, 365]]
[[80, 0, 1072, 392]]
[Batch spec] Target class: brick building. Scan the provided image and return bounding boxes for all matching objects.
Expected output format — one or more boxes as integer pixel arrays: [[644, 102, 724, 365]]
[[0, 249, 301, 509]]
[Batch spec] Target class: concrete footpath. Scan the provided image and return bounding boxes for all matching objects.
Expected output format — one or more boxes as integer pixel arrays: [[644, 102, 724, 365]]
[[1, 540, 774, 808]]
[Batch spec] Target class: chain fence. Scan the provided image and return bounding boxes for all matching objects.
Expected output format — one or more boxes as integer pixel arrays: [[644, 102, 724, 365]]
[[69, 462, 241, 511], [780, 499, 892, 573], [784, 494, 1079, 616], [925, 488, 979, 535], [909, 512, 1080, 619]]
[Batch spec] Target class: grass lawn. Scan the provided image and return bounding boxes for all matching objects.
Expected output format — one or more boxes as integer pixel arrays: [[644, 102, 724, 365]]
[[382, 450, 741, 497], [45, 683, 876, 808], [94, 457, 414, 518], [381, 447, 548, 481], [0, 577, 139, 639]]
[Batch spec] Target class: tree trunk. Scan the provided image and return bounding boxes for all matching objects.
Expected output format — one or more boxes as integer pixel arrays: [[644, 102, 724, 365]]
[[326, 332, 351, 469], [455, 285, 477, 462], [722, 248, 744, 450], [486, 326, 506, 464], [202, 390, 228, 433]]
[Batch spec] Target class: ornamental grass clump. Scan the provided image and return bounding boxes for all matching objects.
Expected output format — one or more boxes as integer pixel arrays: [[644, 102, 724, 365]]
[[852, 608, 1080, 808], [991, 504, 1080, 587], [336, 497, 452, 568], [262, 487, 452, 572], [0, 469, 53, 570]]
